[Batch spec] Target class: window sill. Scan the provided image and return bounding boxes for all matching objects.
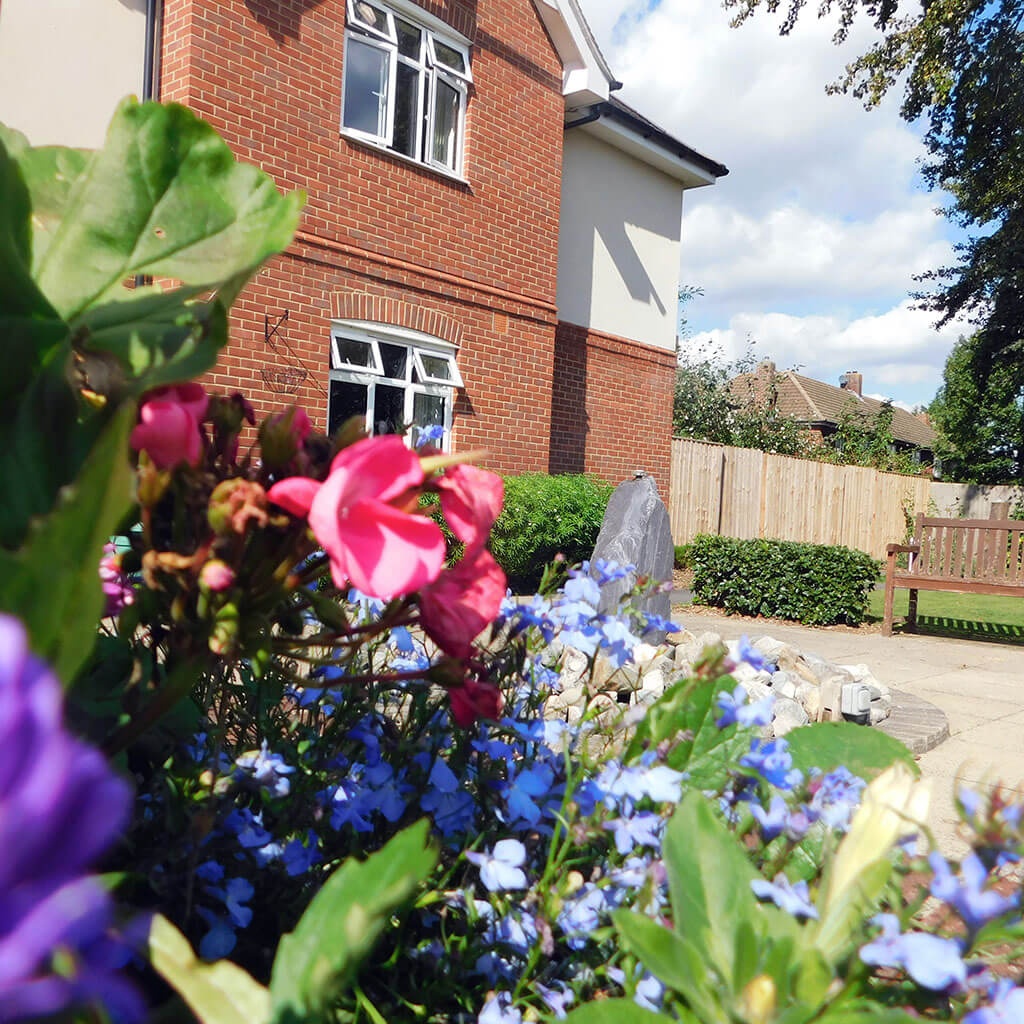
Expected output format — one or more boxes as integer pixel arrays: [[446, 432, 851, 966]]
[[340, 130, 472, 189]]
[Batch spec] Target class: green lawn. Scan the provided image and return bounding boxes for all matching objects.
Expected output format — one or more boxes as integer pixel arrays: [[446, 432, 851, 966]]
[[867, 587, 1024, 643]]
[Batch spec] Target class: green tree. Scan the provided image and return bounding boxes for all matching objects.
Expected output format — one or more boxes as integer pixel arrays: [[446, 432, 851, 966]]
[[810, 401, 923, 475], [725, 0, 1024, 389], [673, 342, 809, 455], [929, 333, 1024, 482]]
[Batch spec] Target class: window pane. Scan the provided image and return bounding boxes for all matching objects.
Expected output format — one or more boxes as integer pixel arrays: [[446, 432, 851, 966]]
[[418, 352, 453, 381], [379, 342, 408, 379], [333, 336, 376, 369], [431, 38, 466, 74], [431, 78, 459, 168], [329, 379, 368, 435], [393, 63, 420, 158], [395, 17, 421, 58], [343, 38, 389, 138], [374, 383, 406, 435], [352, 0, 389, 35], [413, 391, 446, 431]]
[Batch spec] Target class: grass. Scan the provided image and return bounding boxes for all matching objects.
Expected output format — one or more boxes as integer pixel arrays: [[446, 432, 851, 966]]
[[867, 587, 1024, 644]]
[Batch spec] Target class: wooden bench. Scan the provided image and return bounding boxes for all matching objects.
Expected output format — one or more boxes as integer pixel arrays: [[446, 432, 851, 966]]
[[883, 512, 1024, 635]]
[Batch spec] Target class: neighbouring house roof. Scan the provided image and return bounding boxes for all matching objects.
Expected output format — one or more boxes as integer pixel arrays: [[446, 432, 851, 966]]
[[732, 370, 938, 450]]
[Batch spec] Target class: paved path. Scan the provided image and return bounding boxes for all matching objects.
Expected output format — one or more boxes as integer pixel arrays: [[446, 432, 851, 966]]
[[672, 610, 1024, 856]]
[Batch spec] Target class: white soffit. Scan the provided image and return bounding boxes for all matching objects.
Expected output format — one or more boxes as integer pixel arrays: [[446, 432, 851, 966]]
[[531, 0, 611, 106], [580, 117, 719, 189]]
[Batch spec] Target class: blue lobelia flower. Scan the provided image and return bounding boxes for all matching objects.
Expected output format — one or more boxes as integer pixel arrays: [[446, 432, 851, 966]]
[[556, 883, 608, 949], [197, 907, 239, 961], [466, 839, 528, 891], [0, 615, 142, 1021], [809, 766, 866, 830], [751, 873, 819, 919], [603, 811, 663, 856], [740, 738, 803, 790], [224, 807, 275, 849], [486, 910, 537, 955], [736, 635, 774, 672], [929, 852, 1020, 934], [860, 913, 967, 991], [234, 741, 295, 797], [204, 877, 254, 930], [563, 573, 602, 608], [716, 684, 774, 730], [751, 794, 789, 841], [587, 558, 636, 585], [536, 981, 574, 1019], [478, 991, 522, 1024], [640, 612, 680, 635], [420, 758, 476, 837], [600, 617, 640, 668], [282, 832, 321, 876], [964, 979, 1024, 1024]]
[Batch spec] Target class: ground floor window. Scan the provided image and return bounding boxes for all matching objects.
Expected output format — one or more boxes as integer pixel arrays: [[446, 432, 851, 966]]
[[327, 323, 462, 450]]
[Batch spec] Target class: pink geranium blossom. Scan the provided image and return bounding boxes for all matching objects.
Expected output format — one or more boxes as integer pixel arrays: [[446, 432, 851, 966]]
[[268, 435, 445, 598], [130, 384, 208, 468], [419, 548, 506, 659], [448, 678, 504, 727], [436, 464, 503, 553]]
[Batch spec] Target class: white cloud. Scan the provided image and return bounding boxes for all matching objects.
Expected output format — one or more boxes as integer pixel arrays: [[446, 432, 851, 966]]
[[681, 196, 952, 310], [685, 300, 965, 405]]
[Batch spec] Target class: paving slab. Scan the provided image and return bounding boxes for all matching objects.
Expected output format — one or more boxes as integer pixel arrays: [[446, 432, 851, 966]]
[[672, 609, 1024, 856]]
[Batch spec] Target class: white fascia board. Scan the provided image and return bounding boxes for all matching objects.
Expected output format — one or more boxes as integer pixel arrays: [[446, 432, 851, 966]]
[[531, 0, 610, 106], [580, 117, 718, 189]]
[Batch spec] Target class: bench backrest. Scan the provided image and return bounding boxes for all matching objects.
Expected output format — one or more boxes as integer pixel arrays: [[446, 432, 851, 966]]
[[908, 514, 1024, 582]]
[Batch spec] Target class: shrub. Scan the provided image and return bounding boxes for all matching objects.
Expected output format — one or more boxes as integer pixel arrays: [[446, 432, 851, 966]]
[[489, 473, 613, 591], [674, 543, 692, 569], [689, 534, 881, 625]]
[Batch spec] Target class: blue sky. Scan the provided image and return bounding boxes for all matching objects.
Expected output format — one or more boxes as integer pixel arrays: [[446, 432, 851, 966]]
[[578, 0, 971, 409]]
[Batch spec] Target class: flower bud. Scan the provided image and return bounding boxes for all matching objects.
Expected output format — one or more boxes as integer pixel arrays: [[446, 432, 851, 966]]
[[208, 479, 269, 536], [741, 975, 776, 1024], [209, 602, 240, 656], [259, 405, 313, 469], [199, 559, 236, 593]]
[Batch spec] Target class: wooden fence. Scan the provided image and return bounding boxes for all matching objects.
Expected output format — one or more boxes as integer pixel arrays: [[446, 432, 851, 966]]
[[668, 438, 933, 560]]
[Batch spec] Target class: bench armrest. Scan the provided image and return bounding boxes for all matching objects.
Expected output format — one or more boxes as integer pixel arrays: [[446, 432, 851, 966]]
[[886, 543, 920, 555]]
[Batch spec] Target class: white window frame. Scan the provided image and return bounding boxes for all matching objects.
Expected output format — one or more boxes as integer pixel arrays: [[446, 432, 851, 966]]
[[341, 0, 470, 176], [340, 31, 397, 147], [327, 322, 461, 451]]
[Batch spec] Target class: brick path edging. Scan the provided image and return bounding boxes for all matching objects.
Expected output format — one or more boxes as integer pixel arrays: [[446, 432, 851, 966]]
[[875, 689, 950, 756]]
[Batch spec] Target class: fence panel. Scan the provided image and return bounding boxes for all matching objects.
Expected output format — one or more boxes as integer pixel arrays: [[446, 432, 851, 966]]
[[668, 438, 933, 559]]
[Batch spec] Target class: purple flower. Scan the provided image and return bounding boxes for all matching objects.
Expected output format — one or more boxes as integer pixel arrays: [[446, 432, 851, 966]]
[[588, 559, 635, 585], [563, 574, 601, 608], [750, 873, 818, 919], [478, 991, 522, 1024], [860, 913, 967, 991], [603, 812, 663, 855], [809, 767, 866, 831], [467, 839, 528, 891], [965, 979, 1024, 1024], [716, 685, 774, 729], [557, 883, 608, 949], [537, 981, 574, 1019], [282, 832, 320, 876], [929, 852, 1020, 933], [234, 741, 295, 797], [751, 794, 789, 841], [640, 612, 679, 635], [740, 738, 802, 790], [0, 614, 141, 1021], [736, 635, 773, 671], [600, 617, 640, 668], [98, 542, 134, 617]]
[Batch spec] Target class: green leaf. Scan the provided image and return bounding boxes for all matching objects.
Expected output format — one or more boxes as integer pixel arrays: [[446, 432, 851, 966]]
[[147, 914, 269, 1024], [785, 722, 917, 781], [625, 676, 751, 790], [613, 910, 722, 1022], [269, 820, 437, 1023], [816, 1007, 921, 1024], [0, 402, 135, 683], [662, 790, 763, 985], [35, 98, 304, 320], [794, 948, 834, 1006], [562, 1000, 674, 1023]]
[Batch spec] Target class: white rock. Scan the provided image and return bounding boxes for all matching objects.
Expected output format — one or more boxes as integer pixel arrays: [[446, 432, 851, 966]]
[[546, 685, 585, 714], [796, 681, 822, 720], [560, 647, 589, 688], [772, 697, 809, 737], [632, 643, 661, 670], [743, 680, 773, 704], [687, 632, 723, 662], [753, 636, 789, 662], [869, 703, 891, 725], [771, 670, 798, 700], [638, 668, 666, 702], [731, 662, 773, 688]]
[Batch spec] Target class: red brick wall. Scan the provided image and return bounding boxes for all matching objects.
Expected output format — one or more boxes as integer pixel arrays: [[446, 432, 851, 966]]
[[160, 0, 565, 473], [550, 321, 676, 492]]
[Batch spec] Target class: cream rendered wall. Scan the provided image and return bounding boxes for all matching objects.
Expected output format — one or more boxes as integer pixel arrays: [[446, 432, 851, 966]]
[[556, 127, 683, 352], [0, 0, 147, 148]]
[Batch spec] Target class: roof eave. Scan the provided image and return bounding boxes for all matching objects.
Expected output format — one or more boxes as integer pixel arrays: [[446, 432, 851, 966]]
[[532, 0, 613, 106]]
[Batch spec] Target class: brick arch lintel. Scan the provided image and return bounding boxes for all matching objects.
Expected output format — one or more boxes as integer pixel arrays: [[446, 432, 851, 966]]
[[329, 293, 463, 348]]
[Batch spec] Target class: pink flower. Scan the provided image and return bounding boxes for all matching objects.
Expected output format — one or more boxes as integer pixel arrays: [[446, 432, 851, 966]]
[[436, 464, 503, 553], [98, 542, 134, 616], [448, 678, 503, 727], [419, 548, 506, 659], [268, 435, 446, 598], [130, 384, 208, 469]]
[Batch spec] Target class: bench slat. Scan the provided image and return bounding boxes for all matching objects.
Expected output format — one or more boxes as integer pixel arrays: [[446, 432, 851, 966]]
[[1013, 530, 1023, 583], [942, 523, 954, 577], [889, 575, 1024, 598]]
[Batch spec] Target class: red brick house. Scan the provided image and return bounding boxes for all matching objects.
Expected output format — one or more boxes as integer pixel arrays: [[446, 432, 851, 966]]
[[0, 0, 728, 488]]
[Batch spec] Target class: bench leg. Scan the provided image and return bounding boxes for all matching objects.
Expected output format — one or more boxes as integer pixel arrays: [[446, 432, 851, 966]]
[[907, 589, 919, 632], [883, 555, 896, 636]]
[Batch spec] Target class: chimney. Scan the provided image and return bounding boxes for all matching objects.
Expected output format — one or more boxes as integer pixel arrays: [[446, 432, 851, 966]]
[[839, 371, 863, 397], [758, 359, 776, 379]]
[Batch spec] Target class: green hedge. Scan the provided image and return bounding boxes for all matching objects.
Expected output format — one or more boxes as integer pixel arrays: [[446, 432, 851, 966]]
[[489, 474, 613, 592], [689, 534, 881, 625]]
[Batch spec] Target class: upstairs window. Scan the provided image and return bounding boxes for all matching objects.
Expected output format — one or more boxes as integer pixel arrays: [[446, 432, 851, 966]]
[[341, 0, 471, 175], [327, 324, 462, 450]]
